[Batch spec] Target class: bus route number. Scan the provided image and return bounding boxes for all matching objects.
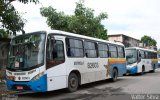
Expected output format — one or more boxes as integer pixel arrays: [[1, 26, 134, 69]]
[[87, 62, 99, 68]]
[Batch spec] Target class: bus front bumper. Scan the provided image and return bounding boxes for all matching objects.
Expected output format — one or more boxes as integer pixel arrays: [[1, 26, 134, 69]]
[[6, 74, 47, 93]]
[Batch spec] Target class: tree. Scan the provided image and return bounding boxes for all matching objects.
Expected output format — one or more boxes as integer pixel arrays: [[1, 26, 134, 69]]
[[141, 35, 157, 46], [0, 29, 8, 38], [0, 0, 39, 36], [40, 0, 108, 40], [3, 0, 39, 6]]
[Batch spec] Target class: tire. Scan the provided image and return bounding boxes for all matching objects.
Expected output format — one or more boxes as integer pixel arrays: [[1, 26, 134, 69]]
[[140, 66, 145, 75], [67, 73, 78, 92], [150, 65, 155, 73], [111, 68, 118, 82]]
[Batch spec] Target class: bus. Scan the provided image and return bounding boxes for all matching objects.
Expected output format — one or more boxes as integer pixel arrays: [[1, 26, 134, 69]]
[[126, 47, 158, 75], [158, 54, 160, 67], [6, 30, 126, 93]]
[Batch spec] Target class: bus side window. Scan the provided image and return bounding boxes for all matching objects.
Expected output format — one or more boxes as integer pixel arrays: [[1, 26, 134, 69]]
[[139, 50, 145, 59], [137, 50, 141, 62], [66, 38, 84, 57], [109, 45, 118, 58], [145, 51, 148, 59], [98, 43, 108, 58], [46, 35, 65, 69], [117, 46, 125, 58], [84, 41, 97, 58]]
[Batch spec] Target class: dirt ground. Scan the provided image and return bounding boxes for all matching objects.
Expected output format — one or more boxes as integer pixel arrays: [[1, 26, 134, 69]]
[[0, 82, 18, 100]]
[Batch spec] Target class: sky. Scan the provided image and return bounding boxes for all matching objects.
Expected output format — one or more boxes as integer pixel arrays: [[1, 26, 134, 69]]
[[12, 0, 160, 48]]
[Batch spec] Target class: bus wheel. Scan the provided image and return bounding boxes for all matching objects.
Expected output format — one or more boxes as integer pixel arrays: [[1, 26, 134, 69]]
[[111, 68, 118, 82], [68, 73, 78, 92], [141, 66, 145, 75]]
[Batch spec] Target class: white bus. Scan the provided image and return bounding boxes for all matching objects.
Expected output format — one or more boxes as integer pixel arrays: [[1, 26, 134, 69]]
[[158, 54, 160, 67], [6, 30, 126, 93], [126, 47, 158, 74]]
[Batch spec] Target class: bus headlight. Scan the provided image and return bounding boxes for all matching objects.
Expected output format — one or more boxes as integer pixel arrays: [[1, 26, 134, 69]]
[[32, 72, 44, 81], [6, 76, 15, 81]]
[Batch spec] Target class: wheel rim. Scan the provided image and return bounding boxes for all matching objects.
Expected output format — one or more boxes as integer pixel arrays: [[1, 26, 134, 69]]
[[70, 77, 77, 88]]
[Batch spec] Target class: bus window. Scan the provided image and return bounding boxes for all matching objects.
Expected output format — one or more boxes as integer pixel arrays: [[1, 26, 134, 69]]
[[139, 50, 145, 59], [117, 46, 125, 58], [84, 41, 97, 58], [154, 53, 157, 59], [126, 49, 137, 64], [148, 52, 152, 59], [109, 45, 118, 58], [145, 51, 148, 59], [66, 38, 84, 57], [46, 36, 65, 69], [98, 43, 108, 58]]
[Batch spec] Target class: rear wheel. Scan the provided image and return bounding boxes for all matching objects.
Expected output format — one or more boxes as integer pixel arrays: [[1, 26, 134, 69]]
[[150, 64, 156, 73], [111, 68, 118, 82], [67, 73, 78, 92]]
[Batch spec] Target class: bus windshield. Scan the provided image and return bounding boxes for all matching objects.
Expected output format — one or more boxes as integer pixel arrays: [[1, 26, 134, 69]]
[[126, 49, 137, 64], [7, 32, 46, 71]]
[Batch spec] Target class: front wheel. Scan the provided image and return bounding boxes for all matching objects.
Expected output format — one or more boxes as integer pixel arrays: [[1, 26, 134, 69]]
[[111, 68, 118, 82], [140, 66, 145, 75], [67, 73, 78, 92]]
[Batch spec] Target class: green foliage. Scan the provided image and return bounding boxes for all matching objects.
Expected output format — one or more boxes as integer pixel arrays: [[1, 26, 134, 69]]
[[0, 0, 39, 36], [4, 0, 39, 4], [40, 0, 108, 40], [141, 35, 157, 46], [15, 0, 39, 4], [0, 29, 8, 38], [0, 1, 25, 35]]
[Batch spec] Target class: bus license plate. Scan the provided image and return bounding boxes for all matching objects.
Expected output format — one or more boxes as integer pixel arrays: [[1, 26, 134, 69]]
[[16, 86, 23, 90]]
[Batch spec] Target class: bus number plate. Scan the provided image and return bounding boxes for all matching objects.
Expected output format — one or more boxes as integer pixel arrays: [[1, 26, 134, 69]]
[[16, 86, 23, 90]]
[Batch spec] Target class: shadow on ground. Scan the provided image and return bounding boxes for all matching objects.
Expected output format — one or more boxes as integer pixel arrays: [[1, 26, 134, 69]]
[[19, 78, 126, 99]]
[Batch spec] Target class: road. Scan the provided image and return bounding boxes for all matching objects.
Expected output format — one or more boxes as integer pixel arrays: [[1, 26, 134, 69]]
[[18, 69, 160, 100]]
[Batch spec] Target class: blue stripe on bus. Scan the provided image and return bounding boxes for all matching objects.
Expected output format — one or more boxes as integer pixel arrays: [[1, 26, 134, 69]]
[[127, 66, 138, 74], [6, 74, 47, 92]]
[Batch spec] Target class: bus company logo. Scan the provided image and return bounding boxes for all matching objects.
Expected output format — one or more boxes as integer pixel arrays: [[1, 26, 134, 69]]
[[74, 61, 84, 65], [14, 72, 26, 75]]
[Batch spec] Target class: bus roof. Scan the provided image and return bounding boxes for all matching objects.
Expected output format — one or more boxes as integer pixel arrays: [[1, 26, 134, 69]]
[[46, 30, 124, 46], [125, 47, 157, 52], [16, 30, 124, 46]]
